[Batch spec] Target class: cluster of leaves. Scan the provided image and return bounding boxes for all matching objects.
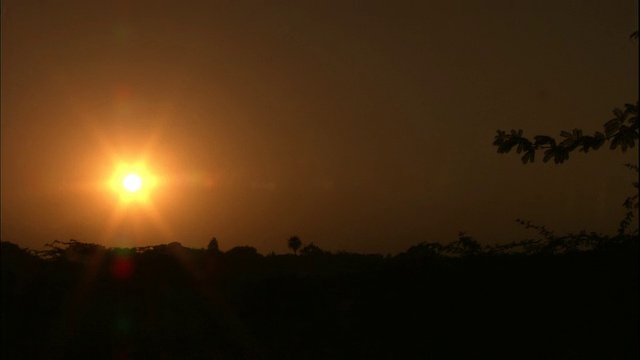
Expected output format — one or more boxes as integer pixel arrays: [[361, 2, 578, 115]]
[[493, 100, 639, 235], [493, 102, 638, 164], [619, 163, 640, 235]]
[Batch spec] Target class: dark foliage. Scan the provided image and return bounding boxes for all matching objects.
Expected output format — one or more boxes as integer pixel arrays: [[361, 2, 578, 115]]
[[2, 234, 637, 360], [492, 102, 639, 234], [493, 102, 638, 164], [207, 237, 221, 255], [287, 236, 302, 255]]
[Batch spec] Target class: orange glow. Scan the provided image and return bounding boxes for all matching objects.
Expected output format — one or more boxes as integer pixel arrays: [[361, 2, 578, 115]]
[[109, 163, 158, 204], [100, 159, 176, 247]]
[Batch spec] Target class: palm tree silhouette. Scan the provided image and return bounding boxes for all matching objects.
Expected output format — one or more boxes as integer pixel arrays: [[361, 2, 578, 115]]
[[287, 236, 302, 255]]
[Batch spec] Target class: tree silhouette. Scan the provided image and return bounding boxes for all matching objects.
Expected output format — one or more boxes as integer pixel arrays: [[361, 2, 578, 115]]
[[444, 232, 483, 256], [493, 103, 638, 235], [493, 103, 639, 233], [207, 237, 221, 255], [492, 33, 638, 235], [1, 235, 637, 359], [494, 31, 637, 165], [299, 242, 326, 256], [492, 102, 638, 165], [287, 236, 302, 255]]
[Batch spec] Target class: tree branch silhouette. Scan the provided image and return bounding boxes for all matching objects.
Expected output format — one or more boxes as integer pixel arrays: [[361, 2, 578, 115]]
[[492, 32, 638, 235], [492, 102, 638, 165]]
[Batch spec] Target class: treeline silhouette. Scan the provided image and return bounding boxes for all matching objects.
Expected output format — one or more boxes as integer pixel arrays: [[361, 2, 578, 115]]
[[2, 227, 638, 359]]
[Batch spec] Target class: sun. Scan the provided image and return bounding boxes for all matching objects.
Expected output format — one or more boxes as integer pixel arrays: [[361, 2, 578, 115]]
[[123, 173, 142, 192], [109, 163, 158, 204]]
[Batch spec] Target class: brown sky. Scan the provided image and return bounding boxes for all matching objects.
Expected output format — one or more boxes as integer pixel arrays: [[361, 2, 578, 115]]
[[1, 0, 638, 254]]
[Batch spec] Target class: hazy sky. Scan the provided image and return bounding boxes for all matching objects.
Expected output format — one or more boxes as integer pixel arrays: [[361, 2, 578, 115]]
[[1, 0, 638, 254]]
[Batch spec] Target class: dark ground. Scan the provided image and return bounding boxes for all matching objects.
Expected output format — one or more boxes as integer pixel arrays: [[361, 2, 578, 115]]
[[1, 237, 638, 359]]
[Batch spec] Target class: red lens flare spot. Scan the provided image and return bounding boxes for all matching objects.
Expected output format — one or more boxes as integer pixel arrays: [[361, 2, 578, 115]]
[[111, 257, 135, 279]]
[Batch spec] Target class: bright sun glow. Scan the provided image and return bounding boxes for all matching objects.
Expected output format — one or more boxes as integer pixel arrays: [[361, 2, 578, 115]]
[[109, 163, 159, 204], [123, 173, 142, 192], [90, 127, 175, 246]]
